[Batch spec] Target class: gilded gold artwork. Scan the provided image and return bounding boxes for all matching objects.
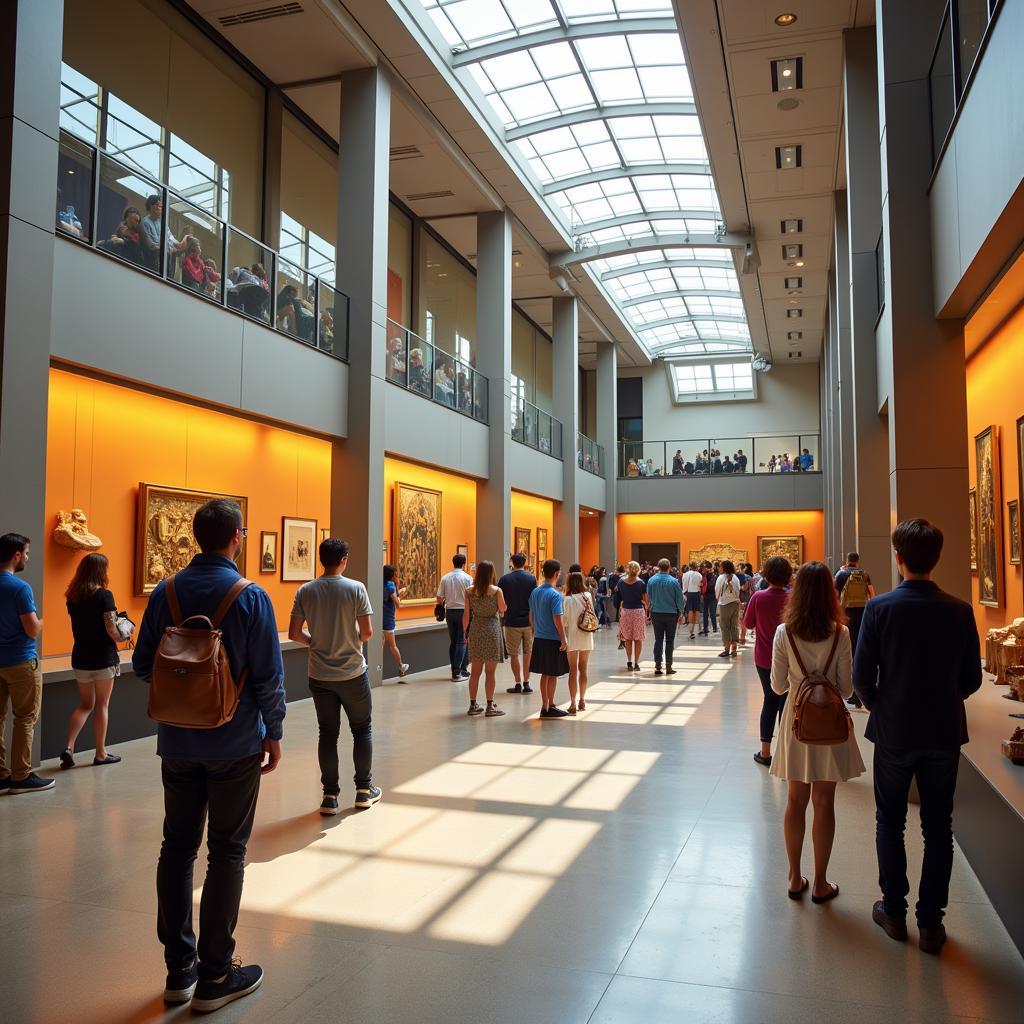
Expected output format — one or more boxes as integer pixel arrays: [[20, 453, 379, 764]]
[[135, 483, 247, 595], [394, 482, 442, 605], [758, 535, 804, 568], [688, 543, 748, 566], [976, 425, 1002, 607], [53, 509, 102, 550]]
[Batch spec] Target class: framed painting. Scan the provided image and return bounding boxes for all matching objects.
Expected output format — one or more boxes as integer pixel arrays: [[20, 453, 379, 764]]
[[969, 487, 978, 573], [135, 483, 247, 595], [1009, 499, 1021, 566], [975, 425, 1002, 607], [259, 531, 277, 575], [536, 527, 548, 567], [457, 543, 469, 558], [688, 543, 747, 566], [1018, 415, 1024, 573], [281, 516, 317, 582], [320, 528, 330, 543], [514, 527, 531, 563], [758, 535, 803, 568], [394, 482, 442, 605]]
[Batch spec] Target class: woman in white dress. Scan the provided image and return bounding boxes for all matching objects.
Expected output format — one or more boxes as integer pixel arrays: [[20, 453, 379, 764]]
[[562, 570, 596, 715], [770, 561, 865, 904]]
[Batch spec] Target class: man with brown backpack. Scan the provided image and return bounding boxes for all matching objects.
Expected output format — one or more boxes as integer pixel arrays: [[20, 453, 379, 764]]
[[835, 552, 875, 708], [133, 499, 285, 1013]]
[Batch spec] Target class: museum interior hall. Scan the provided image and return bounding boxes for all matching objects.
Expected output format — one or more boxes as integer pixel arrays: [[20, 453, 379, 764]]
[[1, 0, 1024, 1021]]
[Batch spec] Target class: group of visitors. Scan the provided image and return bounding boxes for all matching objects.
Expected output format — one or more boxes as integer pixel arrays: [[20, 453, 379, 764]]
[[764, 448, 815, 473], [626, 447, 750, 478], [386, 334, 479, 415]]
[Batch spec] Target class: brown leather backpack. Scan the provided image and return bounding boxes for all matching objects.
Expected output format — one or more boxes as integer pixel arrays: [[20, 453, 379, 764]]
[[787, 626, 852, 746], [147, 575, 252, 729]]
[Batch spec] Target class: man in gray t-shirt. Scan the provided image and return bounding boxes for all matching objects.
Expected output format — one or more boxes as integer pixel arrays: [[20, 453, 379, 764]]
[[289, 538, 380, 815]]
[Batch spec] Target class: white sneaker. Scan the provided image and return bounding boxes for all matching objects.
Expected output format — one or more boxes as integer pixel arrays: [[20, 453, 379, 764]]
[[399, 662, 410, 675]]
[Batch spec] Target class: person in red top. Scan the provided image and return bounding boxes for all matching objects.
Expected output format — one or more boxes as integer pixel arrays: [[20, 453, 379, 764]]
[[181, 240, 206, 291], [743, 555, 793, 767]]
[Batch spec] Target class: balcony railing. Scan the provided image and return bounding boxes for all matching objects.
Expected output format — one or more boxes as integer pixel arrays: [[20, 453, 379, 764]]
[[55, 130, 349, 360], [385, 320, 488, 423], [619, 435, 821, 478], [513, 396, 563, 460], [577, 432, 605, 478]]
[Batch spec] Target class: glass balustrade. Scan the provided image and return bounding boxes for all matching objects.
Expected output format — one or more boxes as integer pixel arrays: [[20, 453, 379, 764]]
[[619, 436, 821, 478], [56, 129, 348, 360], [577, 433, 604, 477], [512, 395, 563, 459]]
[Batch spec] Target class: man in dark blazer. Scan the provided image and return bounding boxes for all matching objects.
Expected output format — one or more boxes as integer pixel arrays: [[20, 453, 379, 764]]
[[853, 518, 981, 955]]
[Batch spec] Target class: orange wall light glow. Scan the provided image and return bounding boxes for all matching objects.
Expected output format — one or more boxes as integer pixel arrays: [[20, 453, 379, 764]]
[[578, 513, 600, 569], [43, 369, 332, 656], [616, 510, 824, 567], [511, 490, 555, 567]]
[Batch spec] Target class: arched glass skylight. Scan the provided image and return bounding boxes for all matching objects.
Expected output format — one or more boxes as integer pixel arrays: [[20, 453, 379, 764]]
[[419, 0, 751, 359]]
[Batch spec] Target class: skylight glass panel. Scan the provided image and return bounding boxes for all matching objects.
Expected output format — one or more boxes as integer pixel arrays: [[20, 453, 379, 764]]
[[674, 363, 714, 393], [713, 363, 754, 391]]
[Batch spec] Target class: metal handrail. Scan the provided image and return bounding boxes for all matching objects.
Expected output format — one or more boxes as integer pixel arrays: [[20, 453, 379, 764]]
[[512, 394, 563, 460], [618, 436, 821, 478], [577, 431, 605, 478]]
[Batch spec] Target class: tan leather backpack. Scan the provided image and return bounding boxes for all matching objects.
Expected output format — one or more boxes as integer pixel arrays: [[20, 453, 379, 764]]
[[147, 575, 252, 729], [788, 626, 852, 746]]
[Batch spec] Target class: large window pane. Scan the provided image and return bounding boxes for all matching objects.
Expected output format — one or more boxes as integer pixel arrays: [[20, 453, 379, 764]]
[[753, 436, 800, 474], [166, 195, 224, 300], [96, 154, 158, 271], [319, 282, 348, 358], [929, 9, 955, 159], [956, 0, 990, 95], [388, 203, 413, 327], [417, 229, 477, 362], [56, 133, 94, 242], [225, 231, 272, 323], [276, 262, 317, 344]]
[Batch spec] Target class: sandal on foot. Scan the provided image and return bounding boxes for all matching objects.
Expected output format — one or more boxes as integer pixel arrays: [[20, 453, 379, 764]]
[[567, 704, 577, 716], [787, 877, 809, 900], [753, 752, 772, 767], [59, 748, 75, 770], [577, 699, 586, 711], [811, 883, 840, 905]]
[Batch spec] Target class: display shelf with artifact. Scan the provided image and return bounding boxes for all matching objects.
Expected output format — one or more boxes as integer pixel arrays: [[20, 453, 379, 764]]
[[984, 618, 1024, 686], [1005, 666, 1024, 703], [1001, 726, 1024, 766], [53, 509, 102, 550]]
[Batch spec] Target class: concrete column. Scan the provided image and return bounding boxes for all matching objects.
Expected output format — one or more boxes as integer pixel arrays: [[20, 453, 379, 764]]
[[552, 295, 579, 565], [822, 286, 842, 567], [331, 67, 390, 685], [474, 210, 513, 565], [843, 26, 892, 589], [596, 341, 618, 568], [0, 0, 62, 766], [875, 0, 969, 598], [261, 88, 283, 248], [834, 194, 857, 561]]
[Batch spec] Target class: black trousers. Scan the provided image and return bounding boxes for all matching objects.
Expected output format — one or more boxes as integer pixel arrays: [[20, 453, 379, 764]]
[[651, 613, 679, 667], [846, 606, 865, 653], [755, 665, 786, 743], [702, 595, 718, 632], [873, 745, 960, 926], [445, 609, 469, 676], [310, 673, 373, 793], [157, 755, 262, 980]]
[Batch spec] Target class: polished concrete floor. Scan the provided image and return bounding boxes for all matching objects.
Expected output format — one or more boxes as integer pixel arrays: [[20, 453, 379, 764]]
[[2, 629, 1024, 1023]]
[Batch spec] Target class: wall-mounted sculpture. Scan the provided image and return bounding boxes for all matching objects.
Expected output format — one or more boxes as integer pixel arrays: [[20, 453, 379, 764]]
[[53, 509, 102, 550]]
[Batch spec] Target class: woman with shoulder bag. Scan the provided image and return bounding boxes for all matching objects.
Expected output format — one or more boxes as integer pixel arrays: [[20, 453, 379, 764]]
[[770, 562, 865, 903], [562, 571, 597, 714], [61, 553, 125, 768]]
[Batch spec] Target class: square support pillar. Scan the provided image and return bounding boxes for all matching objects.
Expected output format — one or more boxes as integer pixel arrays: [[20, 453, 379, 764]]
[[331, 67, 390, 685], [834, 194, 857, 559], [474, 210, 513, 566], [596, 341, 618, 568], [552, 295, 579, 565], [0, 0, 63, 767]]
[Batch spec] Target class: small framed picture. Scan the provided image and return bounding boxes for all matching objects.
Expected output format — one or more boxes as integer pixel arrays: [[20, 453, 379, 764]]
[[1009, 499, 1021, 565], [457, 543, 469, 558], [259, 531, 277, 575], [282, 516, 317, 582], [321, 528, 330, 543]]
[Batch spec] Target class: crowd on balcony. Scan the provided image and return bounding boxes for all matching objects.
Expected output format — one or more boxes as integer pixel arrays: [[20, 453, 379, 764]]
[[625, 445, 816, 478]]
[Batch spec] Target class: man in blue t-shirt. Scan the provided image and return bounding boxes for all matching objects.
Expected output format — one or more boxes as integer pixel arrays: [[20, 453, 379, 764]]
[[798, 448, 814, 472], [528, 559, 569, 718], [0, 533, 51, 794]]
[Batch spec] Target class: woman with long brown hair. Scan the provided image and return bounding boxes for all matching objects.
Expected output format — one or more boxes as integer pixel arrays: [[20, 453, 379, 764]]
[[562, 571, 596, 714], [462, 560, 507, 717], [61, 553, 123, 768], [770, 562, 864, 903]]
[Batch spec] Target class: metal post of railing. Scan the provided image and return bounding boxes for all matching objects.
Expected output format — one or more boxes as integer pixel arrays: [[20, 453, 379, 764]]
[[313, 274, 320, 351], [159, 185, 168, 281], [220, 224, 228, 308], [89, 141, 100, 247], [269, 251, 278, 330]]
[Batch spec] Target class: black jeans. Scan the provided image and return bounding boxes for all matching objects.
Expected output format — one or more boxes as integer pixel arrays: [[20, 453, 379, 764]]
[[702, 595, 718, 632], [756, 665, 786, 743], [157, 755, 262, 980], [310, 673, 373, 793], [651, 613, 679, 667], [445, 609, 469, 676], [873, 745, 960, 926], [846, 606, 865, 654]]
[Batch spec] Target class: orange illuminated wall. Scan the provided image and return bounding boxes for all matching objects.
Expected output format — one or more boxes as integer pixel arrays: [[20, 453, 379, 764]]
[[44, 369, 331, 656], [617, 510, 824, 567], [578, 513, 600, 569], [383, 456, 477, 621], [511, 490, 555, 567], [966, 300, 1024, 636]]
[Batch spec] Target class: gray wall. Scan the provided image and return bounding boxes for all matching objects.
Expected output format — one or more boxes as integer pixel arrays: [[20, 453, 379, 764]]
[[509, 441, 564, 501], [929, 2, 1024, 315], [576, 467, 607, 512], [619, 362, 821, 438], [617, 472, 823, 514], [52, 240, 349, 438], [383, 382, 489, 478]]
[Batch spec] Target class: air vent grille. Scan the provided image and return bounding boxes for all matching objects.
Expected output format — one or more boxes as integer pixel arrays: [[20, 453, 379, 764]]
[[405, 189, 455, 201], [390, 145, 423, 161], [218, 2, 302, 28]]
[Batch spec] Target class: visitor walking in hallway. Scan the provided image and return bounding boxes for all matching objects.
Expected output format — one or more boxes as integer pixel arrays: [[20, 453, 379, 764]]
[[437, 553, 472, 681], [381, 564, 410, 680], [562, 568, 597, 713], [615, 561, 648, 671], [463, 560, 507, 718], [647, 558, 684, 674], [529, 559, 570, 717], [853, 519, 982, 955], [835, 551, 875, 708], [715, 561, 742, 658]]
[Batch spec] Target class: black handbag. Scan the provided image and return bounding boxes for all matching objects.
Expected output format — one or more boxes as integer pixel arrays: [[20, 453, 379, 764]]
[[434, 602, 445, 622]]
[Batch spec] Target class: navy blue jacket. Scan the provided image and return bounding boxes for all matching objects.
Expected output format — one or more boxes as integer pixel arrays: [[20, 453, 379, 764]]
[[133, 554, 286, 759], [852, 579, 981, 750]]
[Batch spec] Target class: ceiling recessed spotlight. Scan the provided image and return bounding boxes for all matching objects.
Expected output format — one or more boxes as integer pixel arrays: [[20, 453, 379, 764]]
[[777, 97, 800, 111], [785, 276, 803, 289], [788, 331, 802, 341], [775, 12, 798, 27], [794, 260, 805, 267], [782, 219, 802, 234], [771, 57, 803, 91], [787, 308, 803, 318], [782, 243, 803, 260], [775, 144, 802, 169]]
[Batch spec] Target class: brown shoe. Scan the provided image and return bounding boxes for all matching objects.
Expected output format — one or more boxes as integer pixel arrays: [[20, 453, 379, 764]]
[[918, 923, 946, 954], [872, 901, 908, 941]]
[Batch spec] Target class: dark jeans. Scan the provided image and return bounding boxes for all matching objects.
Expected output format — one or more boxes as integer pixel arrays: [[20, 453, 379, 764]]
[[651, 613, 679, 667], [846, 606, 864, 653], [702, 595, 718, 633], [873, 745, 960, 926], [310, 673, 373, 793], [445, 609, 469, 676], [157, 755, 262, 980], [756, 664, 786, 742]]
